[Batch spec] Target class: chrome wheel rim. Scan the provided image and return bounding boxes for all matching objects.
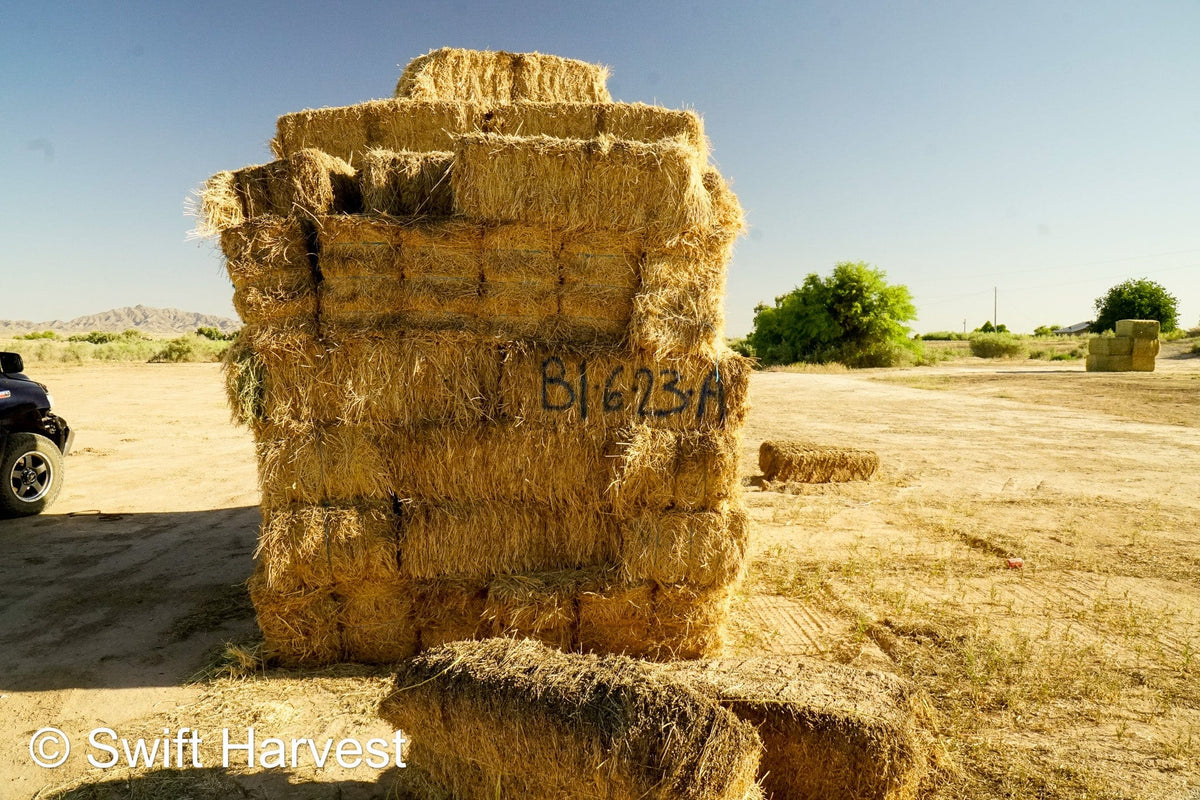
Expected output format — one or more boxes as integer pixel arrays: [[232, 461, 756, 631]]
[[9, 451, 52, 503]]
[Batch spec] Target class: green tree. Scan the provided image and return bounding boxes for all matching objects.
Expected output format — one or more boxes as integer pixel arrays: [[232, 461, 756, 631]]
[[1092, 279, 1178, 333], [746, 262, 919, 367]]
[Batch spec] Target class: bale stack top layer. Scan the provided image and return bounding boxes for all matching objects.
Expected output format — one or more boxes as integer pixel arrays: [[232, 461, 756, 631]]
[[396, 47, 612, 104]]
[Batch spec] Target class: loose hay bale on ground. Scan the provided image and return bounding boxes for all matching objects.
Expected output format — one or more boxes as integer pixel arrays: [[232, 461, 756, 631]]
[[378, 638, 763, 800], [659, 656, 938, 800], [759, 440, 880, 484]]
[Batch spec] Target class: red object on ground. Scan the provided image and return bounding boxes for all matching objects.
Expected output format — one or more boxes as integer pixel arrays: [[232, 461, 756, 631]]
[[1006, 558, 1024, 569]]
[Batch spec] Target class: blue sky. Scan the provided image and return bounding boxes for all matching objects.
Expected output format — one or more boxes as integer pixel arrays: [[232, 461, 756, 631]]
[[2, 1, 1197, 334]]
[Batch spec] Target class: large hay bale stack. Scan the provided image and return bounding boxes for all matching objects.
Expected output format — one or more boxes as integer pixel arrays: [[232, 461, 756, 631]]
[[200, 48, 750, 665], [660, 657, 938, 800], [759, 440, 879, 484], [1086, 319, 1159, 372], [378, 638, 764, 800]]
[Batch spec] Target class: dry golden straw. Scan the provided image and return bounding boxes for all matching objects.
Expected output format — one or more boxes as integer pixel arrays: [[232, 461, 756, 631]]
[[759, 440, 880, 483], [395, 48, 612, 104], [659, 656, 938, 800], [378, 638, 763, 800]]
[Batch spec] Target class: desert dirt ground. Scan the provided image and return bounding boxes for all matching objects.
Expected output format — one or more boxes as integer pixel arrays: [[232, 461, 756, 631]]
[[1, 349, 1197, 799]]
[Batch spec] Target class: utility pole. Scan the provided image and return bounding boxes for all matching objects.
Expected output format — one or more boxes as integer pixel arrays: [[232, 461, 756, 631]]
[[993, 286, 998, 328]]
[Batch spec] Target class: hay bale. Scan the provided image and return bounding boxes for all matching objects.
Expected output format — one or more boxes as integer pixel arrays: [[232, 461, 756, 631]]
[[609, 427, 740, 513], [483, 569, 585, 650], [248, 565, 342, 666], [272, 99, 703, 163], [1086, 354, 1155, 372], [254, 420, 395, 506], [359, 149, 454, 216], [1115, 318, 1161, 338], [412, 577, 489, 648], [236, 324, 501, 427], [378, 638, 763, 800], [339, 576, 418, 663], [578, 582, 732, 660], [619, 508, 750, 588], [273, 99, 480, 165], [630, 169, 744, 357], [258, 421, 614, 507], [498, 346, 751, 432], [397, 501, 618, 580], [451, 133, 711, 245], [1132, 337, 1160, 359], [388, 423, 612, 506], [659, 657, 937, 800], [253, 502, 400, 592], [219, 218, 318, 325], [759, 441, 880, 484], [395, 48, 611, 104], [1088, 335, 1133, 356], [202, 150, 359, 232]]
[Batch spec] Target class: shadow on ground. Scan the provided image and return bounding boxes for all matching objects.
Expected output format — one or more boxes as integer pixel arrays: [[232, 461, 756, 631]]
[[0, 507, 260, 691], [44, 766, 415, 800]]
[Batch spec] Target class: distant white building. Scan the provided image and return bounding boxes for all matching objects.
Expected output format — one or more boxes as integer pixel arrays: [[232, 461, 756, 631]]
[[1053, 321, 1092, 335]]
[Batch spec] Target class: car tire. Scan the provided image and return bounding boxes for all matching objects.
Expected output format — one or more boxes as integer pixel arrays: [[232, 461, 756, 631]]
[[1, 432, 64, 517]]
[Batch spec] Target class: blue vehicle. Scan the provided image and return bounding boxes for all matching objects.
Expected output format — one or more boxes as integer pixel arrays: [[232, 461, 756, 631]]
[[0, 351, 73, 516]]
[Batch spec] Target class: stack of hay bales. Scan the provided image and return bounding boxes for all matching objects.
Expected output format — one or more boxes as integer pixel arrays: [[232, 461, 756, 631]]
[[759, 440, 879, 484], [201, 48, 751, 665], [1086, 319, 1160, 372]]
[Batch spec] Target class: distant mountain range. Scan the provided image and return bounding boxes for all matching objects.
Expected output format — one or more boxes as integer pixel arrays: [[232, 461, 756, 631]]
[[0, 305, 239, 336]]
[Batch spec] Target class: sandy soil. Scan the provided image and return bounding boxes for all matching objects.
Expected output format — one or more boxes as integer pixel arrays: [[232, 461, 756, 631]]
[[1, 353, 1197, 798]]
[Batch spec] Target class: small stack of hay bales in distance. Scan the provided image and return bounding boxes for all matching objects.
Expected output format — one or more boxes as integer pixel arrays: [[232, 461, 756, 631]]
[[1086, 319, 1160, 372], [379, 638, 765, 800], [200, 48, 751, 665], [759, 440, 879, 484]]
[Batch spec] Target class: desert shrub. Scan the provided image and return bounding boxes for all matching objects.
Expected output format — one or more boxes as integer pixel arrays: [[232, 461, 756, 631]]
[[727, 337, 755, 359], [1092, 278, 1178, 333], [14, 330, 58, 340], [1191, 342, 1200, 356], [969, 332, 1026, 359], [920, 331, 966, 341], [196, 325, 237, 341], [150, 335, 231, 363], [1028, 348, 1051, 360], [150, 337, 198, 362], [746, 261, 920, 368]]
